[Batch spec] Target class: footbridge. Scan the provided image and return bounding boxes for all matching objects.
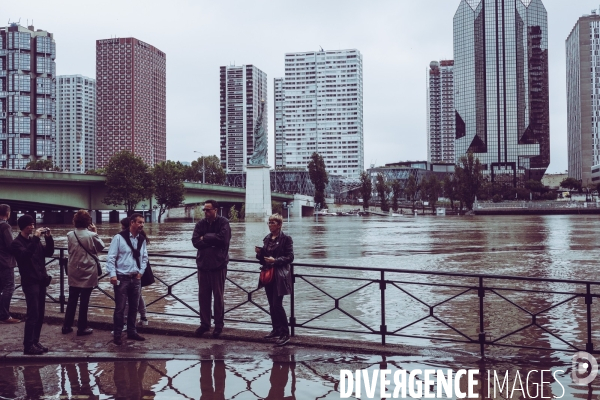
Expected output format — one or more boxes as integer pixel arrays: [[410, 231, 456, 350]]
[[0, 170, 294, 222]]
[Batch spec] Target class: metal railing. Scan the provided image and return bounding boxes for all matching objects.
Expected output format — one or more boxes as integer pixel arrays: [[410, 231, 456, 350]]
[[21, 248, 600, 356]]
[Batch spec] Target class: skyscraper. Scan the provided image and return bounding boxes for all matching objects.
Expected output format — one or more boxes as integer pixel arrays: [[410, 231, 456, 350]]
[[566, 10, 600, 186], [454, 0, 549, 185], [0, 24, 56, 169], [427, 60, 455, 164], [219, 65, 268, 173], [274, 49, 364, 179], [96, 37, 166, 169], [56, 75, 96, 173]]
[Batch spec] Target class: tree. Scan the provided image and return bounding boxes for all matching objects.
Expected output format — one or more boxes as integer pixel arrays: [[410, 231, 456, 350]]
[[422, 175, 442, 212], [102, 151, 154, 215], [26, 159, 61, 171], [390, 180, 402, 212], [375, 173, 391, 212], [229, 205, 239, 222], [153, 161, 186, 223], [524, 179, 547, 194], [307, 152, 329, 207], [185, 155, 226, 184], [85, 168, 106, 175], [455, 152, 484, 210], [404, 174, 419, 211], [560, 177, 582, 193], [359, 172, 372, 210], [442, 175, 457, 210]]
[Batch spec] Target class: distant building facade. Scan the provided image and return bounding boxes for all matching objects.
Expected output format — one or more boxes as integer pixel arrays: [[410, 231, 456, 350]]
[[566, 11, 600, 186], [274, 49, 364, 179], [0, 24, 56, 169], [427, 60, 455, 164], [56, 75, 96, 173], [454, 0, 550, 186], [219, 65, 268, 173], [96, 37, 166, 168]]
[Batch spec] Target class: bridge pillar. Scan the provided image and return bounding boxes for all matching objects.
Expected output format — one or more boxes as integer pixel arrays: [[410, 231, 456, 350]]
[[62, 211, 75, 224], [43, 211, 61, 225], [109, 210, 120, 223], [8, 212, 17, 226], [92, 210, 103, 224]]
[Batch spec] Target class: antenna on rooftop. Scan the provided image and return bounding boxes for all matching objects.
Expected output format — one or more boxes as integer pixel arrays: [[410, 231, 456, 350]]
[[319, 45, 324, 52]]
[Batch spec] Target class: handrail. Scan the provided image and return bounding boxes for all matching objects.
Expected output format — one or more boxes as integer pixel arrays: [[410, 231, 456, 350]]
[[24, 247, 600, 356]]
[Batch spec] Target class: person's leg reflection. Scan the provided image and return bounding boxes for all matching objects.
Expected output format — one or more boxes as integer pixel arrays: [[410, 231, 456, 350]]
[[214, 360, 226, 400], [23, 365, 44, 399], [200, 360, 215, 400], [266, 362, 289, 400], [0, 366, 18, 399]]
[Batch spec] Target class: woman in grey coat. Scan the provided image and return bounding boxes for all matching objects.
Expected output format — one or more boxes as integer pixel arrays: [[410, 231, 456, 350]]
[[255, 213, 293, 347], [62, 210, 105, 336]]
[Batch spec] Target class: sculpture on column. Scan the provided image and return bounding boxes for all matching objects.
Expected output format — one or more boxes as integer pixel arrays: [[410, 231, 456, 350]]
[[249, 100, 267, 166]]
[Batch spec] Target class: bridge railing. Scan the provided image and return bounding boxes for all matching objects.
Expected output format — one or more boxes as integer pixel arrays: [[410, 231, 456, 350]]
[[14, 248, 600, 356]]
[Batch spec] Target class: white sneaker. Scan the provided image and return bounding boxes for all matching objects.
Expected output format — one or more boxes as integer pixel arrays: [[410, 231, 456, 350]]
[[139, 318, 148, 326], [110, 324, 127, 335]]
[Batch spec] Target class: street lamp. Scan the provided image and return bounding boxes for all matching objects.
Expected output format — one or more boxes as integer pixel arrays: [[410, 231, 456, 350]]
[[193, 151, 205, 184], [141, 203, 147, 220]]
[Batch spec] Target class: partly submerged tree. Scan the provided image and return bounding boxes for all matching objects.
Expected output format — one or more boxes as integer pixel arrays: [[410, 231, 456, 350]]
[[375, 173, 391, 212], [307, 152, 329, 207], [455, 152, 484, 210], [359, 171, 372, 210], [421, 174, 442, 212], [404, 174, 420, 211], [185, 155, 226, 184], [560, 177, 582, 193], [390, 180, 402, 212], [442, 175, 457, 210], [153, 161, 186, 222], [102, 151, 154, 215]]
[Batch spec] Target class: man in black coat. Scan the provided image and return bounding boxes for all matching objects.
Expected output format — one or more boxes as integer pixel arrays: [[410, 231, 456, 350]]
[[11, 214, 54, 355], [0, 204, 19, 324], [191, 199, 231, 338]]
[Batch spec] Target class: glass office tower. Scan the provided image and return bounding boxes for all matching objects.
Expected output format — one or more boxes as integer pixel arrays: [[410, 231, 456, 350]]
[[454, 0, 549, 185]]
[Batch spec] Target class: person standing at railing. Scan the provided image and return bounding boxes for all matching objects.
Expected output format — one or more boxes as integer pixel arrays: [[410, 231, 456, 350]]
[[0, 204, 20, 324], [255, 213, 293, 347], [192, 199, 231, 339], [62, 210, 105, 336], [106, 213, 147, 346], [10, 214, 54, 355]]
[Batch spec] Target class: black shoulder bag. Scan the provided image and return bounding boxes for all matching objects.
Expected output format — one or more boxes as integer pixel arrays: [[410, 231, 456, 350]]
[[73, 231, 103, 277], [118, 231, 155, 287]]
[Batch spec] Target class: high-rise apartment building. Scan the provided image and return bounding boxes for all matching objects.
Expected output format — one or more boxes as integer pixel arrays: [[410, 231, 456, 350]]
[[0, 24, 56, 169], [454, 0, 549, 185], [274, 49, 364, 179], [427, 60, 455, 164], [96, 37, 166, 168], [219, 65, 268, 173], [56, 75, 96, 173], [566, 10, 600, 185]]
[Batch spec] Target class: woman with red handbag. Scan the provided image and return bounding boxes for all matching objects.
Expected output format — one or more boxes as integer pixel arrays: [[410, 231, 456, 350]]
[[255, 214, 294, 346]]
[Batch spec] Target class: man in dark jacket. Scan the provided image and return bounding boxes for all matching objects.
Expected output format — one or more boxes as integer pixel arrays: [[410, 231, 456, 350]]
[[11, 214, 54, 355], [0, 204, 19, 324], [191, 199, 231, 338]]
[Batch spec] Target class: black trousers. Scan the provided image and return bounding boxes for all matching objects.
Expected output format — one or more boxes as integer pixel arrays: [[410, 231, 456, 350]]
[[265, 283, 289, 336], [22, 283, 46, 349], [198, 268, 227, 329], [63, 286, 93, 331]]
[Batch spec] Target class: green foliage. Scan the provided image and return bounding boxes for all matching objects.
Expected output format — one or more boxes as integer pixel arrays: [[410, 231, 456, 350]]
[[390, 180, 402, 212], [542, 191, 558, 200], [26, 159, 61, 171], [421, 175, 442, 211], [375, 173, 391, 212], [85, 168, 106, 175], [229, 205, 239, 222], [442, 175, 457, 210], [240, 204, 245, 220], [307, 152, 329, 207], [359, 172, 372, 210], [194, 205, 203, 220], [455, 152, 484, 210], [102, 151, 154, 214], [153, 161, 186, 223], [272, 201, 283, 215], [492, 194, 502, 203], [404, 174, 419, 211], [560, 177, 582, 192], [185, 155, 226, 184], [524, 179, 547, 193]]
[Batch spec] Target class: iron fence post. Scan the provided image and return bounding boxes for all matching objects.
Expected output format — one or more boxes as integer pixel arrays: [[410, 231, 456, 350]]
[[478, 277, 485, 357], [59, 249, 66, 313], [586, 283, 594, 353], [290, 263, 295, 337], [380, 270, 387, 346]]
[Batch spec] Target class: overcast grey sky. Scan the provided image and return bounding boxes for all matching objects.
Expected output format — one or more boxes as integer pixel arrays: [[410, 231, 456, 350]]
[[3, 0, 595, 173]]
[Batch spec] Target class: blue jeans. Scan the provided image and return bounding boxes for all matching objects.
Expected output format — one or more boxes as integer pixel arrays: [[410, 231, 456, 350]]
[[113, 275, 141, 337], [0, 268, 16, 320]]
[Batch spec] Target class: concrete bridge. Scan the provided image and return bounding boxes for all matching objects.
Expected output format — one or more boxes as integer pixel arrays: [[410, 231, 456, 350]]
[[0, 170, 296, 223]]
